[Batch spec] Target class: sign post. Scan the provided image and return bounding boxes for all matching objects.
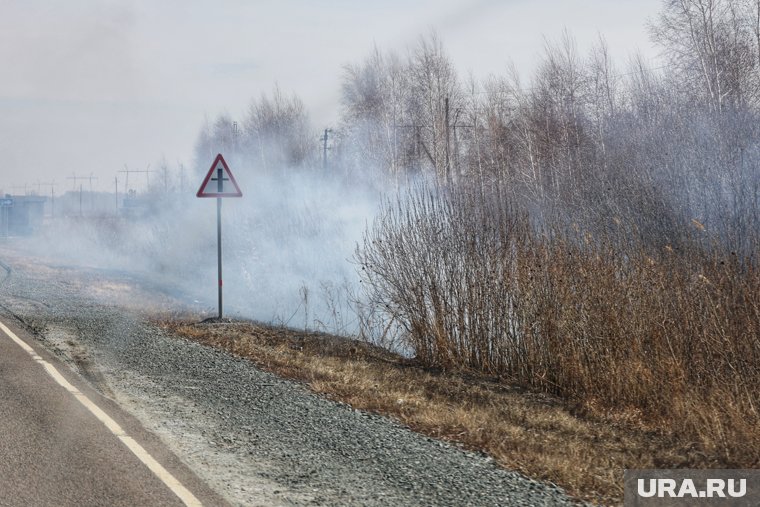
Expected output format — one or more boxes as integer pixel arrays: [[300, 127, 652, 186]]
[[197, 153, 243, 319]]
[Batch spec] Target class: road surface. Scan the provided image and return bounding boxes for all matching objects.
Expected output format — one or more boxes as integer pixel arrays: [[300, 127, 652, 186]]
[[0, 318, 224, 507], [0, 243, 577, 506]]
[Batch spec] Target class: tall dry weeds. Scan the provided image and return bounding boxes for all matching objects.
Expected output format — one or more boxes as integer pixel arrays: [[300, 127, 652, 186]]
[[357, 183, 760, 466]]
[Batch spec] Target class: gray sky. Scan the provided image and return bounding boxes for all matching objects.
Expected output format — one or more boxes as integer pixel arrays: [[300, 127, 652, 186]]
[[0, 0, 662, 194]]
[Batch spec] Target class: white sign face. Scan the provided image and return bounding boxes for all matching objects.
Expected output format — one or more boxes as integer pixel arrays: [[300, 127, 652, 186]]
[[197, 154, 242, 198]]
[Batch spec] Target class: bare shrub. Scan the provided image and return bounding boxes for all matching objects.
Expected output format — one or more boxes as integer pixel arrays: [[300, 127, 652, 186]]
[[357, 181, 760, 465]]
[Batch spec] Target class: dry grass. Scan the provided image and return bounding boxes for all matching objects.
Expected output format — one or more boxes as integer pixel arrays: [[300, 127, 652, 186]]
[[156, 319, 721, 506], [356, 185, 760, 479]]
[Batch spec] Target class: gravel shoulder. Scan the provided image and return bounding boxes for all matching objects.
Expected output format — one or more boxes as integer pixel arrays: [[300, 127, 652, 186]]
[[0, 245, 579, 506]]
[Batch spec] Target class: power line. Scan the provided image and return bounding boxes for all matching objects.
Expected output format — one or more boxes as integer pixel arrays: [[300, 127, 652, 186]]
[[35, 181, 56, 218], [67, 173, 98, 192], [118, 165, 155, 192]]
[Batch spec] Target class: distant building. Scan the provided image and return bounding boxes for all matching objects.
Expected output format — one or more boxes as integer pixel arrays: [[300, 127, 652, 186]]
[[0, 194, 47, 236], [120, 189, 151, 219]]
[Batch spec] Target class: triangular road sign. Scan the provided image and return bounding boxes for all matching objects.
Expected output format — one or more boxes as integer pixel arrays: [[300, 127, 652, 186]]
[[197, 154, 243, 198]]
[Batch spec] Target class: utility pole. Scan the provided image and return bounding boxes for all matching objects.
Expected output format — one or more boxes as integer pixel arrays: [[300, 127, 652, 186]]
[[443, 96, 472, 184], [67, 174, 96, 215], [119, 166, 155, 193], [36, 182, 56, 218], [88, 174, 97, 213], [321, 128, 332, 170], [67, 174, 91, 190], [121, 165, 132, 192], [395, 98, 473, 184]]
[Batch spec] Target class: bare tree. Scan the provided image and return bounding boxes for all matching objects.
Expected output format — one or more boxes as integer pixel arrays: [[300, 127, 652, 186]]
[[405, 31, 462, 183], [242, 86, 313, 173], [340, 46, 409, 182], [650, 0, 760, 111]]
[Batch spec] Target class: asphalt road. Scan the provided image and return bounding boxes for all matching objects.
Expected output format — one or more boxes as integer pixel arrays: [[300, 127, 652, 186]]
[[0, 318, 225, 507], [0, 243, 578, 506]]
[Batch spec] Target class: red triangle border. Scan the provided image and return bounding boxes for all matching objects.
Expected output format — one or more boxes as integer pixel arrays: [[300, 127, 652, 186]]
[[196, 153, 243, 198]]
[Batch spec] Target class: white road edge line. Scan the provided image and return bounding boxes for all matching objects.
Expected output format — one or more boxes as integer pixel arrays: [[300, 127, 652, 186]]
[[0, 319, 203, 507]]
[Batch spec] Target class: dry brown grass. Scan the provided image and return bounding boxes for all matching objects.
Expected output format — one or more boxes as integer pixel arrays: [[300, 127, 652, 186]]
[[510, 239, 760, 466], [356, 185, 760, 479], [156, 319, 724, 506]]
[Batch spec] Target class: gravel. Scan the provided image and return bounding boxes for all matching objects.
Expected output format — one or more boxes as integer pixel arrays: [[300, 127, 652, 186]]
[[0, 250, 580, 506]]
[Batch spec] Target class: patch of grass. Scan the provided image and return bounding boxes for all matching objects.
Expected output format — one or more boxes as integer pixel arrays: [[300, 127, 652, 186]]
[[156, 319, 716, 506]]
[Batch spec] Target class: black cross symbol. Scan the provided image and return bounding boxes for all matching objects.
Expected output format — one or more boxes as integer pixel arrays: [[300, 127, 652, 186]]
[[211, 166, 229, 192]]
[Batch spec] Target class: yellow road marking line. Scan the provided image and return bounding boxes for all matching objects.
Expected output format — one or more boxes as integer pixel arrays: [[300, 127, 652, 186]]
[[0, 319, 202, 507]]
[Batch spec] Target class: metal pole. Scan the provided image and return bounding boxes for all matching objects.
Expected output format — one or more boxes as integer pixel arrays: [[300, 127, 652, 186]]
[[322, 128, 328, 170], [217, 196, 223, 320]]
